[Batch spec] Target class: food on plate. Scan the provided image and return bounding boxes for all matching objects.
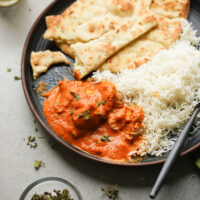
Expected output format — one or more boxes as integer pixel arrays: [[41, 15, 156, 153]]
[[93, 37, 200, 157], [29, 0, 200, 163], [30, 50, 70, 80], [150, 0, 190, 19], [43, 0, 190, 78], [43, 80, 144, 162], [55, 42, 75, 58], [100, 16, 182, 72], [43, 0, 158, 79]]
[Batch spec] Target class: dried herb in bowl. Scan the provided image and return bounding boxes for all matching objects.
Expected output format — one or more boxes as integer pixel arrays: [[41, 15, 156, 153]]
[[31, 189, 74, 200]]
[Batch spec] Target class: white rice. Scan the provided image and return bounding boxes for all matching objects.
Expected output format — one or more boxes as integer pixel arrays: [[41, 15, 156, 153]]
[[92, 19, 200, 157]]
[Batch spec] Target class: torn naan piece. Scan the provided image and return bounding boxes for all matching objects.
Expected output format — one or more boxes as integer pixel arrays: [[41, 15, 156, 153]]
[[31, 50, 70, 80], [150, 0, 190, 19], [100, 16, 182, 72]]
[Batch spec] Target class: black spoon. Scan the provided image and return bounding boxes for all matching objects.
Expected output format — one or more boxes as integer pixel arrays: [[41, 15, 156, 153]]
[[150, 102, 200, 199]]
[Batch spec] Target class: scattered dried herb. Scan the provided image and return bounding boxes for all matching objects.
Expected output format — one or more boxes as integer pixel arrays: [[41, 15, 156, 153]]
[[28, 136, 35, 142], [34, 160, 44, 170], [102, 100, 107, 105], [83, 110, 90, 120], [98, 112, 102, 115], [77, 113, 82, 118], [74, 94, 80, 101], [14, 76, 21, 80], [35, 82, 49, 95], [35, 128, 38, 132], [27, 136, 37, 149], [55, 102, 60, 105], [96, 100, 101, 107], [48, 140, 55, 149], [34, 119, 37, 124], [101, 185, 119, 200], [31, 189, 74, 200], [195, 157, 200, 169], [38, 136, 45, 139], [7, 68, 12, 72], [100, 135, 111, 142]]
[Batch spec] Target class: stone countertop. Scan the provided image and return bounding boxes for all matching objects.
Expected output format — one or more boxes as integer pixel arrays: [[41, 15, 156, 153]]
[[0, 0, 200, 200]]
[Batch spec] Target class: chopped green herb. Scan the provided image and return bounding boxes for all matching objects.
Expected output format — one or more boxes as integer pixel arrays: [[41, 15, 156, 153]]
[[100, 135, 111, 142], [34, 160, 44, 170], [7, 68, 12, 72], [102, 100, 107, 105], [101, 185, 119, 200], [34, 119, 37, 124], [31, 189, 74, 200], [195, 158, 200, 169], [70, 110, 74, 116], [96, 100, 101, 107], [83, 110, 90, 120], [70, 91, 80, 101], [14, 76, 21, 80], [35, 128, 38, 132], [74, 94, 80, 101], [77, 113, 82, 118], [103, 115, 108, 120], [55, 102, 60, 105]]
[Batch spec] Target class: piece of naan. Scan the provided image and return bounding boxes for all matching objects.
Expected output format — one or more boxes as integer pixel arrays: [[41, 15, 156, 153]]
[[100, 16, 182, 72], [150, 0, 190, 19], [31, 50, 70, 80], [44, 0, 158, 79]]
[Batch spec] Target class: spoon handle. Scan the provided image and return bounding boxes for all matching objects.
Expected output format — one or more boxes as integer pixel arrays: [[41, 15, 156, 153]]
[[150, 107, 200, 199]]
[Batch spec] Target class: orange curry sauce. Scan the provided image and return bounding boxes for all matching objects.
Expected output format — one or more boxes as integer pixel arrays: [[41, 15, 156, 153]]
[[43, 80, 144, 162]]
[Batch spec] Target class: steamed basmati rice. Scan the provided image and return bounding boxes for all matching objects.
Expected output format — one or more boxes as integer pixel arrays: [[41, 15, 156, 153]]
[[92, 19, 200, 157]]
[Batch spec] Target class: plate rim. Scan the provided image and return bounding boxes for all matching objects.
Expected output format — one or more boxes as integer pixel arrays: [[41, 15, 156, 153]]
[[21, 0, 200, 167]]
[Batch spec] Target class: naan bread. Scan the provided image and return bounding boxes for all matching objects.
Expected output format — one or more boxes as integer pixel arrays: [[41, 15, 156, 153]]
[[43, 0, 190, 78], [55, 42, 75, 58], [44, 0, 157, 79], [72, 13, 157, 79], [100, 16, 182, 72], [31, 50, 70, 80], [150, 0, 190, 19]]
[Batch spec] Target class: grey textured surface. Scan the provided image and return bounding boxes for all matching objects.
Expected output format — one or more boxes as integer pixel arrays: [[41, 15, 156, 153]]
[[0, 0, 200, 200]]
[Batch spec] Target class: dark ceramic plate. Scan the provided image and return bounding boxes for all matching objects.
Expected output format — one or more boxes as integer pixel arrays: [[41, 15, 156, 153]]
[[21, 0, 200, 166]]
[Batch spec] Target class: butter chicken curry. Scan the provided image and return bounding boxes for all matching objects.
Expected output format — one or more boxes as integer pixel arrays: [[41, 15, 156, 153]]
[[43, 80, 144, 162]]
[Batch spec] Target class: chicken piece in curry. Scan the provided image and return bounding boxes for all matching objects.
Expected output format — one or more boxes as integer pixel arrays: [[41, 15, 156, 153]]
[[43, 80, 144, 162]]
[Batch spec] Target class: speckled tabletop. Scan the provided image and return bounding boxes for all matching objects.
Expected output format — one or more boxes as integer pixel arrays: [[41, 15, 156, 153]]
[[0, 0, 200, 200]]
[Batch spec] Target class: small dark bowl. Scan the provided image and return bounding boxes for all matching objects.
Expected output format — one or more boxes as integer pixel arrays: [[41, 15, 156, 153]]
[[21, 0, 200, 166]]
